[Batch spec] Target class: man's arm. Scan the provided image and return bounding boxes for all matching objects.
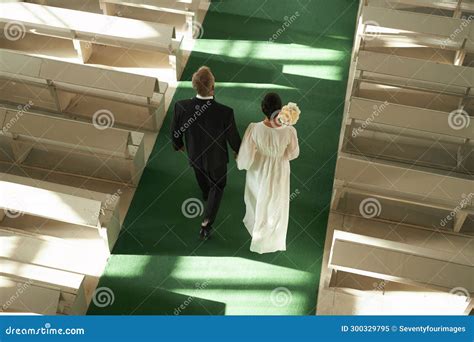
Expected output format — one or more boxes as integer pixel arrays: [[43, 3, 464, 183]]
[[171, 102, 185, 151], [226, 109, 241, 153]]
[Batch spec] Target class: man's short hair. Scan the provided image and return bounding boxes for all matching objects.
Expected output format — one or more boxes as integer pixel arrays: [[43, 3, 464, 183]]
[[192, 66, 215, 97]]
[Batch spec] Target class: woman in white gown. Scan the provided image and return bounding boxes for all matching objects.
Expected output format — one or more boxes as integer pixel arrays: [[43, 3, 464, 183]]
[[237, 93, 300, 254]]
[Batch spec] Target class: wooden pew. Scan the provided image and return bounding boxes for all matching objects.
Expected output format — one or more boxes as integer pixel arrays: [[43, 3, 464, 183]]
[[361, 6, 474, 53], [356, 51, 474, 96], [345, 98, 473, 173], [0, 172, 121, 251], [367, 0, 474, 15], [99, 0, 201, 38], [0, 2, 183, 78], [0, 258, 87, 315], [332, 154, 474, 233], [321, 213, 474, 315], [0, 49, 167, 131], [0, 106, 146, 186], [0, 227, 107, 276], [329, 229, 474, 294], [348, 97, 473, 139]]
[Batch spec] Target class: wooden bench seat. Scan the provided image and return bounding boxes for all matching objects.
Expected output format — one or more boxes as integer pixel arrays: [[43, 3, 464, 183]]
[[332, 154, 474, 233], [0, 227, 107, 276], [362, 6, 473, 50], [0, 2, 183, 78], [0, 172, 121, 251], [0, 49, 167, 131], [0, 258, 87, 315], [356, 51, 474, 96], [368, 0, 474, 15], [349, 97, 473, 139], [0, 106, 146, 185], [329, 229, 474, 294], [100, 0, 201, 38]]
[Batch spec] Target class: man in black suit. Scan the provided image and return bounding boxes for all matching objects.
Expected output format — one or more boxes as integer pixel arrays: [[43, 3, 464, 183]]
[[171, 66, 241, 240]]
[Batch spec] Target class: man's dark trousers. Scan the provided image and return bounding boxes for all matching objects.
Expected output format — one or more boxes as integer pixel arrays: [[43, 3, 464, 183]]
[[193, 164, 227, 225]]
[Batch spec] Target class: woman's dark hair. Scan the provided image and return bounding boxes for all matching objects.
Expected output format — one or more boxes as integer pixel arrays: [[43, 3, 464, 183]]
[[261, 92, 282, 119]]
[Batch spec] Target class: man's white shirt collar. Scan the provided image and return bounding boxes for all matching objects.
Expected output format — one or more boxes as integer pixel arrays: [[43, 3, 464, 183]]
[[196, 94, 214, 100]]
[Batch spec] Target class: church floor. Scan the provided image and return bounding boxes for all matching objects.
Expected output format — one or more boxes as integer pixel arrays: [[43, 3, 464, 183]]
[[88, 0, 357, 315]]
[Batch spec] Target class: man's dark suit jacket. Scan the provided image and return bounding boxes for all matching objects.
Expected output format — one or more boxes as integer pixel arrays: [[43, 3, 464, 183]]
[[171, 97, 241, 170]]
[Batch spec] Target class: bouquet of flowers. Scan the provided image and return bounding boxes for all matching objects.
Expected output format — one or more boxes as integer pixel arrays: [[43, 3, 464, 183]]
[[277, 102, 300, 126]]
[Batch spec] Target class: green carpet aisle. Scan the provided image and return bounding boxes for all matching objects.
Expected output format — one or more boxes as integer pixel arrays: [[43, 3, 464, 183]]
[[89, 0, 357, 315]]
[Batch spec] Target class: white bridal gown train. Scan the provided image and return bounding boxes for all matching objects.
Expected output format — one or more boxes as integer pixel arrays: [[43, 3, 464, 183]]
[[237, 122, 299, 254]]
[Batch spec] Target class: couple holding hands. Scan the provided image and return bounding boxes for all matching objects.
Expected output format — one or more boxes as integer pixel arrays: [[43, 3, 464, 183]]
[[171, 66, 300, 254]]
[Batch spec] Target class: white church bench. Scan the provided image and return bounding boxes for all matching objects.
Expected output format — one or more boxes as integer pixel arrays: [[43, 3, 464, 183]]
[[99, 0, 201, 38], [329, 229, 474, 294], [345, 98, 473, 173], [348, 97, 474, 140], [367, 0, 474, 15], [0, 49, 167, 131], [0, 107, 146, 186], [356, 51, 474, 96], [0, 258, 87, 315], [0, 2, 183, 78], [0, 227, 107, 277], [0, 172, 121, 251], [361, 6, 473, 53], [0, 275, 59, 315], [332, 154, 474, 233]]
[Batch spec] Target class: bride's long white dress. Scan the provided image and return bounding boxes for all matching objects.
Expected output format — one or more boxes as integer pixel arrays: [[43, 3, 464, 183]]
[[237, 122, 299, 254]]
